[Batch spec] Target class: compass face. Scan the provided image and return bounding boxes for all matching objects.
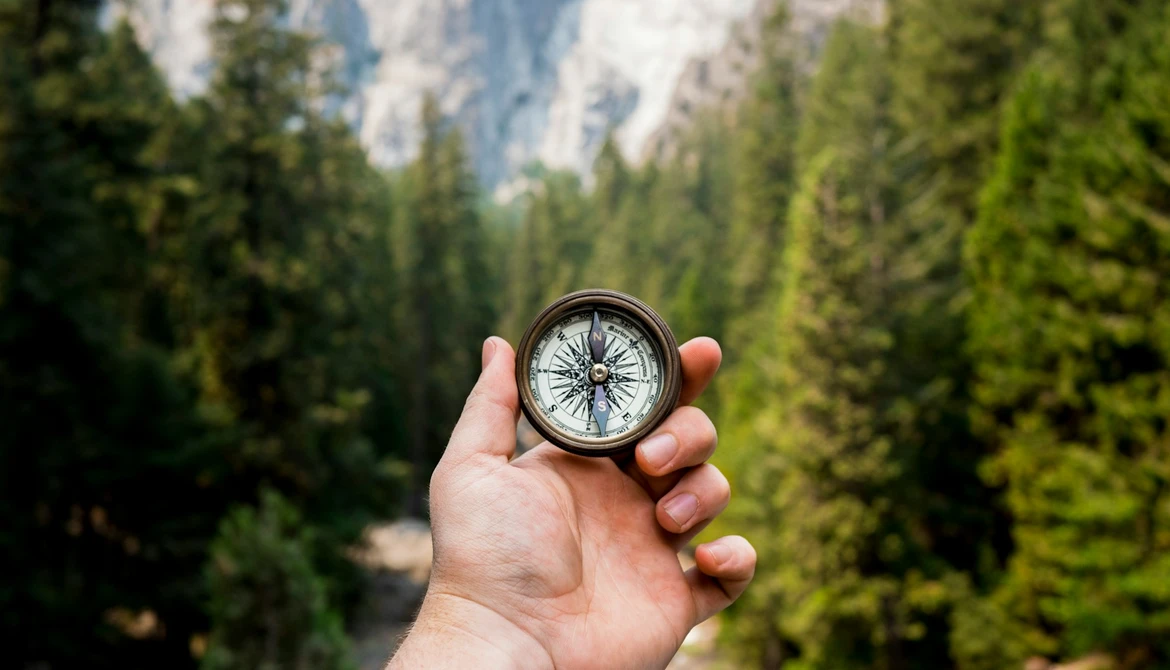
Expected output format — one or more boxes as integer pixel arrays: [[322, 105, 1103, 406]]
[[527, 308, 665, 440]]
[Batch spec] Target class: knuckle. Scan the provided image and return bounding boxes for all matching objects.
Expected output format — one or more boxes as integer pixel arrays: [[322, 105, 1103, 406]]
[[714, 472, 732, 503], [673, 406, 718, 454], [728, 535, 756, 561], [677, 404, 706, 423], [463, 385, 517, 420], [429, 461, 450, 490], [703, 415, 718, 449], [463, 384, 490, 412], [686, 406, 716, 437], [702, 464, 732, 502]]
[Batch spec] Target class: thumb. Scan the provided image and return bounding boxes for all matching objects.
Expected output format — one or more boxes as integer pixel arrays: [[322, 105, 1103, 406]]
[[442, 336, 520, 464]]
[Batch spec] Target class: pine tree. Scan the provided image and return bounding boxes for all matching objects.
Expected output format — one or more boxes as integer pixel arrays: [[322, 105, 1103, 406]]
[[392, 94, 494, 515], [350, 162, 407, 497], [583, 133, 639, 292], [172, 0, 395, 517], [646, 116, 733, 342], [156, 0, 401, 647], [499, 170, 589, 341], [203, 490, 353, 670], [722, 4, 800, 359], [889, 0, 1045, 220], [963, 0, 1170, 665], [719, 22, 962, 669], [0, 4, 218, 665], [877, 0, 1049, 601], [438, 126, 498, 358]]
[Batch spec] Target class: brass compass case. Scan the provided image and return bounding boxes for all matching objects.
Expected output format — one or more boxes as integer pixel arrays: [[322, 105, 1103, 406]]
[[515, 289, 683, 457]]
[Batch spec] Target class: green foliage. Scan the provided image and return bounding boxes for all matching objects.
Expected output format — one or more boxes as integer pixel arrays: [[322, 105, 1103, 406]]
[[2, 1, 403, 665], [0, 3, 215, 665], [717, 24, 962, 669], [168, 0, 399, 546], [882, 6, 1047, 537], [203, 489, 353, 670], [648, 117, 734, 346], [889, 0, 1045, 218], [964, 0, 1170, 664], [501, 117, 735, 359], [582, 132, 641, 292], [948, 578, 1043, 670], [723, 5, 800, 358], [6, 0, 1170, 666], [500, 170, 589, 340], [391, 93, 496, 514], [882, 0, 1025, 598]]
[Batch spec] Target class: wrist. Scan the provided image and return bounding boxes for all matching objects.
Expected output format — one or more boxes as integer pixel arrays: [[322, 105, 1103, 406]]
[[388, 591, 553, 670]]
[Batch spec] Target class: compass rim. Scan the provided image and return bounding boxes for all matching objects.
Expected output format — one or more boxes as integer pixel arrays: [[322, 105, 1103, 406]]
[[515, 289, 683, 457]]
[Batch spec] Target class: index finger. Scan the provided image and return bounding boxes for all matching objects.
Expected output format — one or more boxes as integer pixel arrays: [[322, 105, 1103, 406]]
[[678, 337, 722, 406]]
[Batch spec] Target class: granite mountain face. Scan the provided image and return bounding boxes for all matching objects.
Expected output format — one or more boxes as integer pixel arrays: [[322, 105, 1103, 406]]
[[116, 0, 877, 192]]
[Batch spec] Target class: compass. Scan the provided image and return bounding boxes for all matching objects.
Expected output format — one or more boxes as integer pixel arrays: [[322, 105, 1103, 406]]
[[515, 289, 683, 457]]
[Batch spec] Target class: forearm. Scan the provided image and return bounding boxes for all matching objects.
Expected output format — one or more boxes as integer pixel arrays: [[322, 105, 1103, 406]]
[[387, 592, 553, 670]]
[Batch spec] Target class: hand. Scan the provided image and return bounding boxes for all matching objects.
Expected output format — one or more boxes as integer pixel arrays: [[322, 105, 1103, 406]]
[[389, 336, 756, 670]]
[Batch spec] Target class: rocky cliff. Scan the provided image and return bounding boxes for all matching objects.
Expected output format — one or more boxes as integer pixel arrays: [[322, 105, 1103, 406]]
[[644, 0, 883, 162], [113, 0, 878, 191]]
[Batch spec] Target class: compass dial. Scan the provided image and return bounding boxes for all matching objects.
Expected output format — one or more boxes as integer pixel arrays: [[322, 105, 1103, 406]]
[[527, 309, 664, 439], [516, 289, 682, 457]]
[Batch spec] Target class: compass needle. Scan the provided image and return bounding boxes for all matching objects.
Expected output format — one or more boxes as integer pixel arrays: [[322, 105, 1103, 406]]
[[590, 311, 606, 364]]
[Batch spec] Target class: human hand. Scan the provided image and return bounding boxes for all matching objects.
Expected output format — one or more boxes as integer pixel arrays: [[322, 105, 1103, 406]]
[[389, 336, 756, 670]]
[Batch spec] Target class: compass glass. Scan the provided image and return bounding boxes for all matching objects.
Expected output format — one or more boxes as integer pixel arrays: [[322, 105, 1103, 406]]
[[527, 308, 665, 440]]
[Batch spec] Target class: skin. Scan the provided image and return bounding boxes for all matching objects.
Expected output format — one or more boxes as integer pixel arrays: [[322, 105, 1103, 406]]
[[389, 336, 757, 670]]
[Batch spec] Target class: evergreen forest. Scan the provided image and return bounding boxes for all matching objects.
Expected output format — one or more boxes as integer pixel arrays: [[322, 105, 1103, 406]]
[[2, 0, 1168, 668]]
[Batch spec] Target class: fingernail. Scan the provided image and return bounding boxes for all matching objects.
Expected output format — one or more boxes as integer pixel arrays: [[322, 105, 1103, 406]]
[[639, 433, 677, 471], [663, 493, 698, 529], [706, 543, 732, 566], [481, 338, 497, 370]]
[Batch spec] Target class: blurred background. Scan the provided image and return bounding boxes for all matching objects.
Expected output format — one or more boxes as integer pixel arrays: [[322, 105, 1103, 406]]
[[2, 0, 1168, 668]]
